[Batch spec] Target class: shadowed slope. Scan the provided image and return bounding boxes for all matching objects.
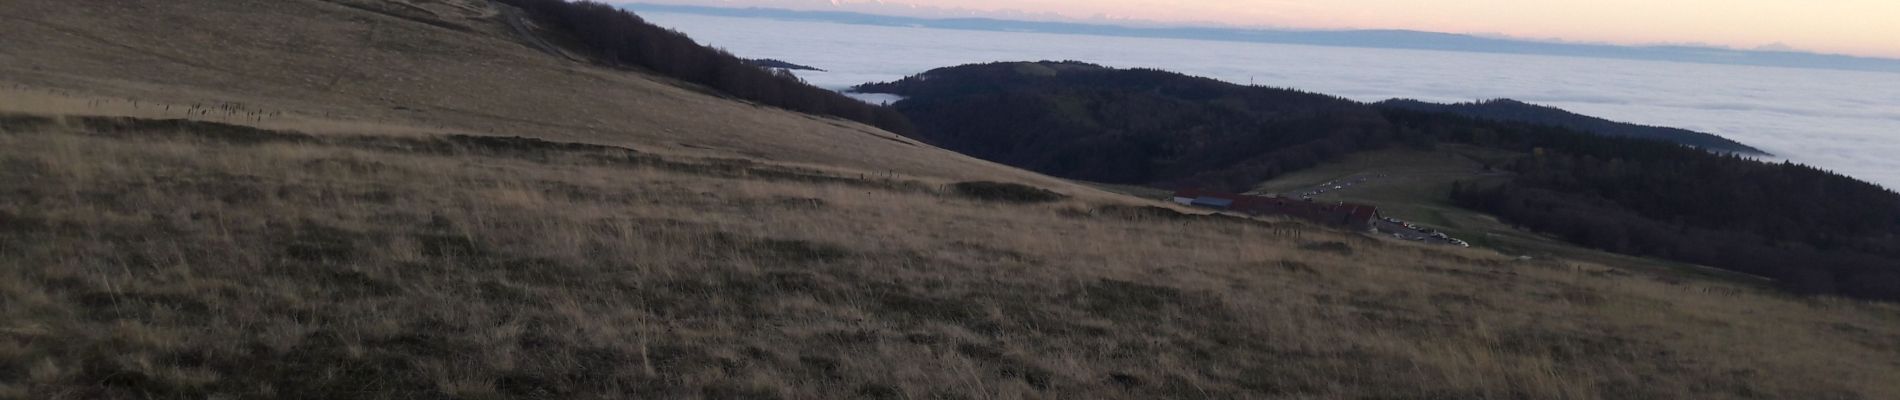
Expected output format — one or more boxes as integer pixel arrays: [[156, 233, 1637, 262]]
[[0, 0, 1070, 188]]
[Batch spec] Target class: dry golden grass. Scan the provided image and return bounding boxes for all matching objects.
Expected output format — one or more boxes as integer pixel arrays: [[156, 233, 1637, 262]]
[[2, 115, 1897, 399], [0, 0, 1090, 191]]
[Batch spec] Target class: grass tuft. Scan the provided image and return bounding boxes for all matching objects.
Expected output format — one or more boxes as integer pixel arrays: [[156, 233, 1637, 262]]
[[950, 181, 1067, 203]]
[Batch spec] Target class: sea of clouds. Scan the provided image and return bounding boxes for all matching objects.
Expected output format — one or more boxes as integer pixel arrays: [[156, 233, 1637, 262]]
[[641, 12, 1900, 190]]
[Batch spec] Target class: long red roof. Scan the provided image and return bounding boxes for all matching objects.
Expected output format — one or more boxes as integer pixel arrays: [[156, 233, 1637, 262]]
[[1172, 189, 1379, 226]]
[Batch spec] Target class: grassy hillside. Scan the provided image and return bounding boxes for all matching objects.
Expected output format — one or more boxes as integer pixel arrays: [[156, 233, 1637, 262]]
[[2, 1, 1898, 399], [7, 114, 1900, 399], [0, 0, 1053, 186]]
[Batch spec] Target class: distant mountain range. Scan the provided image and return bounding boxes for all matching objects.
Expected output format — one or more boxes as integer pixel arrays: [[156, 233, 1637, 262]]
[[623, 3, 1900, 74], [1375, 99, 1768, 156]]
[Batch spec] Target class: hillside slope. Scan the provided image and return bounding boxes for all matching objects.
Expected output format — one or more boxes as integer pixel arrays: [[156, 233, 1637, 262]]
[[0, 0, 1062, 187], [2, 1, 1899, 399]]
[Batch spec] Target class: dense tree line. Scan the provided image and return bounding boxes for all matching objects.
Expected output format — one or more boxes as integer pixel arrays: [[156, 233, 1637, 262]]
[[1387, 110, 1900, 300], [495, 0, 913, 134], [1378, 98, 1767, 155]]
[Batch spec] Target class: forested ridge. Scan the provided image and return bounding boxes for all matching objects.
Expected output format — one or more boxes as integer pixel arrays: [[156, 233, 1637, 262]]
[[866, 61, 1900, 300], [856, 61, 1404, 189], [1378, 98, 1768, 155], [497, 0, 913, 134], [1413, 119, 1900, 300], [1374, 109, 1900, 299]]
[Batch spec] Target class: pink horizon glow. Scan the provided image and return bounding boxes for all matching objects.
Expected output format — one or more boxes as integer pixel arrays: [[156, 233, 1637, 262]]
[[623, 0, 1900, 58]]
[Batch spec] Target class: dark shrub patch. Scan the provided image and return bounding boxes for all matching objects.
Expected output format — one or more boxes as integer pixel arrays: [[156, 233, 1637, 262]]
[[76, 116, 316, 145], [1298, 241, 1354, 256], [0, 114, 56, 131], [903, 333, 944, 346], [875, 291, 985, 325], [1429, 293, 1487, 308], [1078, 279, 1185, 318], [798, 355, 845, 380], [1278, 260, 1319, 274], [499, 257, 583, 286], [280, 222, 362, 263], [478, 280, 535, 304], [817, 329, 880, 346], [1073, 279, 1235, 324], [444, 134, 638, 162], [79, 355, 213, 398], [413, 233, 486, 258], [0, 209, 46, 235], [950, 181, 1066, 204], [769, 195, 827, 209], [496, 373, 562, 398], [856, 384, 903, 400], [752, 239, 852, 263], [221, 330, 442, 400], [75, 291, 213, 320], [999, 364, 1054, 390], [762, 271, 824, 293], [1090, 205, 1192, 220], [323, 269, 402, 297], [955, 342, 1006, 362]]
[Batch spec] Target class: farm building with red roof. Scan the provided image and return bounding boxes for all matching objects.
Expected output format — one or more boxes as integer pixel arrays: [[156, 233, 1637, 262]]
[[1171, 189, 1378, 231]]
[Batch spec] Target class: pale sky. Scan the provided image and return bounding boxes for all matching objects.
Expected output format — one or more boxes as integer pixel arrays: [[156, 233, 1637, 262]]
[[636, 0, 1900, 58]]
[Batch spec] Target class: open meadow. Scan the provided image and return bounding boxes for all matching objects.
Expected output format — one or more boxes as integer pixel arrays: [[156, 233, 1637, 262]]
[[3, 113, 1899, 399]]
